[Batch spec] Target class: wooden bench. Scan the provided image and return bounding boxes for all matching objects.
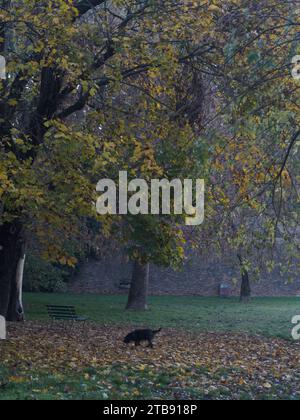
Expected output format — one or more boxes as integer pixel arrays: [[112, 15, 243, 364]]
[[47, 305, 88, 323]]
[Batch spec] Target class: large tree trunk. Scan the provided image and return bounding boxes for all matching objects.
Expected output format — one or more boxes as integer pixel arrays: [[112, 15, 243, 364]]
[[0, 221, 26, 321], [238, 254, 251, 303], [126, 261, 149, 311]]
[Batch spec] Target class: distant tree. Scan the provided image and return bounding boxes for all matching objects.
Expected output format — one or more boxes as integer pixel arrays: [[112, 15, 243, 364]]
[[194, 1, 300, 301]]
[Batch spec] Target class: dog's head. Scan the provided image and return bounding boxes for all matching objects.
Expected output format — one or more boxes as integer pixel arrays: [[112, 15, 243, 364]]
[[123, 334, 132, 344]]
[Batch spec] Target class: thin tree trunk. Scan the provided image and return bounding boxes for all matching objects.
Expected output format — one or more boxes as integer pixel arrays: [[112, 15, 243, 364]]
[[0, 221, 26, 321], [126, 261, 149, 311], [238, 254, 251, 303]]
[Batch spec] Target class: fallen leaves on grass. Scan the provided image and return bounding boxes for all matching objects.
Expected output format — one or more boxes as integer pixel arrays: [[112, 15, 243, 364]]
[[1, 322, 300, 400]]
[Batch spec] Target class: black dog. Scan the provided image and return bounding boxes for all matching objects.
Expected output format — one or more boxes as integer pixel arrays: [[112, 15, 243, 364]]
[[123, 328, 162, 348]]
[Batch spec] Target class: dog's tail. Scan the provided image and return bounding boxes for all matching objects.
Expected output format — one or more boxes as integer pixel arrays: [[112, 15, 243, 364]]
[[152, 328, 162, 335]]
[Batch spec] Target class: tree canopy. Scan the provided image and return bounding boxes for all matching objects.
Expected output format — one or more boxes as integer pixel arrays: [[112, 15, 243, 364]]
[[0, 0, 299, 318]]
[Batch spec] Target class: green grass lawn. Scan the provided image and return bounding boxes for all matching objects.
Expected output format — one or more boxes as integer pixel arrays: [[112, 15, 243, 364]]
[[2, 294, 300, 400], [24, 293, 300, 339]]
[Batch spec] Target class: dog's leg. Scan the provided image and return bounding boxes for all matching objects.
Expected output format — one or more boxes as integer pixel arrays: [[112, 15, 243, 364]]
[[147, 340, 153, 348], [135, 341, 140, 346]]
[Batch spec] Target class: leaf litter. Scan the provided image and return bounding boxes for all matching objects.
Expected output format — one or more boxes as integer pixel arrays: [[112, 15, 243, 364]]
[[1, 322, 300, 400]]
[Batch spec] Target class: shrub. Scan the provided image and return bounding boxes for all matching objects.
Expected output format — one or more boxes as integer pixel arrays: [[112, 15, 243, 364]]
[[23, 255, 70, 293]]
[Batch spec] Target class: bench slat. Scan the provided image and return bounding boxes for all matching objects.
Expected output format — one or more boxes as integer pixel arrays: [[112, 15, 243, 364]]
[[47, 309, 75, 312], [47, 308, 76, 311], [47, 306, 76, 310], [47, 312, 76, 316]]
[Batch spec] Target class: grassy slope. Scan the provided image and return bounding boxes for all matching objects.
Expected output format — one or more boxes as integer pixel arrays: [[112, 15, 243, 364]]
[[24, 293, 300, 339]]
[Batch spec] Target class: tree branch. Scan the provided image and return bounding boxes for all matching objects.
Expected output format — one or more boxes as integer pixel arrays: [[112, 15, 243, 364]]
[[276, 128, 300, 182], [74, 0, 105, 16]]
